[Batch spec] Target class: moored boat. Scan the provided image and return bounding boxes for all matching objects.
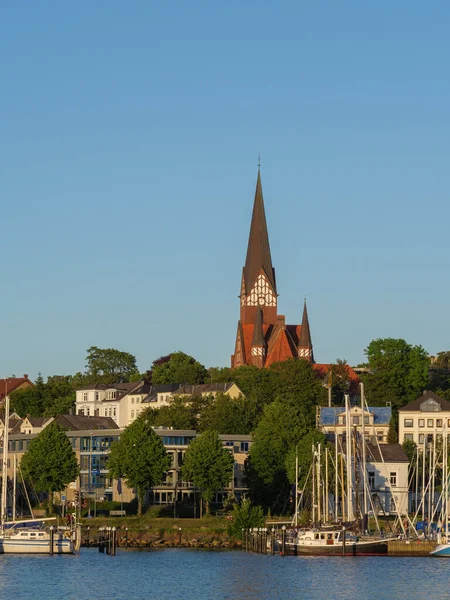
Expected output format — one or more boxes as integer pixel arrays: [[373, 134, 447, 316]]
[[282, 528, 390, 556]]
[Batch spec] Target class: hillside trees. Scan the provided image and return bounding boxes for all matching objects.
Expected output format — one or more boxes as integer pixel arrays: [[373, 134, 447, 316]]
[[151, 352, 208, 385], [85, 346, 139, 384], [362, 338, 429, 409]]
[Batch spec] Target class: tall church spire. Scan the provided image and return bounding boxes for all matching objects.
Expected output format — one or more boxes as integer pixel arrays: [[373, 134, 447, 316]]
[[243, 169, 277, 294], [298, 299, 314, 363]]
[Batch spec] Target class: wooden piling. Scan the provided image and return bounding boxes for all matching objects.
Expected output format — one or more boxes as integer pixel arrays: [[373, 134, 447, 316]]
[[49, 526, 54, 555]]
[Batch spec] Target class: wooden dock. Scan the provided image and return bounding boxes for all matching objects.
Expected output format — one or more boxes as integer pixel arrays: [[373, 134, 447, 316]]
[[388, 540, 437, 556]]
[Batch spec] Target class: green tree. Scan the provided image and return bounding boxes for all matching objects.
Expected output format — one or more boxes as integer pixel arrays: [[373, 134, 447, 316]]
[[285, 430, 329, 488], [108, 418, 171, 515], [11, 373, 45, 417], [227, 497, 264, 538], [246, 359, 325, 511], [181, 430, 234, 515], [363, 338, 429, 408], [141, 397, 198, 430], [387, 413, 399, 443], [198, 393, 257, 434], [151, 351, 208, 385], [402, 438, 417, 463], [85, 346, 139, 384], [20, 422, 80, 508]]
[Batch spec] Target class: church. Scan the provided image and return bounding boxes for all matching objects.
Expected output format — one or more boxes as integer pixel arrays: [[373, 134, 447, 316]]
[[231, 169, 314, 368]]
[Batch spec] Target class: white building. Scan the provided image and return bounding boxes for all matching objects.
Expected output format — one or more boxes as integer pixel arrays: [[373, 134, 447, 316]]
[[398, 391, 450, 445], [317, 406, 391, 443], [365, 443, 409, 516], [75, 381, 244, 428]]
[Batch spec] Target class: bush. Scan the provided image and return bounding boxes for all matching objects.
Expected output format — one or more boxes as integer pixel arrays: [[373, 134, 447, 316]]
[[227, 498, 264, 538]]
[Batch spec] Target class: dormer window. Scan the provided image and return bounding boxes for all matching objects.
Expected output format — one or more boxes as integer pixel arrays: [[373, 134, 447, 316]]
[[106, 390, 116, 400], [83, 393, 88, 402], [420, 398, 441, 412]]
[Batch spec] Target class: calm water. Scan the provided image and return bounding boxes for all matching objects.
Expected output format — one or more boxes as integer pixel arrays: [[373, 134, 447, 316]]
[[0, 548, 448, 600]]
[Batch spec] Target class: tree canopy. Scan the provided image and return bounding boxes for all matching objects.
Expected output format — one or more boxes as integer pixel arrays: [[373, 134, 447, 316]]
[[85, 346, 139, 384], [198, 393, 257, 434], [362, 338, 429, 409], [151, 351, 208, 385], [108, 418, 171, 515], [181, 430, 234, 514], [11, 374, 76, 418], [20, 422, 80, 506]]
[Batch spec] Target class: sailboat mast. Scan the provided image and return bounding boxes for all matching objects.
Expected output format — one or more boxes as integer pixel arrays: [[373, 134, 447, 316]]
[[361, 383, 368, 515], [312, 444, 316, 525], [345, 394, 353, 521], [317, 444, 321, 523], [334, 431, 338, 521], [13, 454, 16, 522], [325, 447, 329, 523], [295, 445, 298, 527], [1, 388, 10, 525], [422, 440, 426, 522]]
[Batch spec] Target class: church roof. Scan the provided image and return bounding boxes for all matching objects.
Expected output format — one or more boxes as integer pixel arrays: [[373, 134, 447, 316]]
[[298, 300, 312, 348], [243, 170, 276, 294]]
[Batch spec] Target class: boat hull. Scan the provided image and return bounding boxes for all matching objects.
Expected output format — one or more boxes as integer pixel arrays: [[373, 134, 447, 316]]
[[284, 539, 389, 556], [430, 544, 450, 557], [0, 535, 74, 554]]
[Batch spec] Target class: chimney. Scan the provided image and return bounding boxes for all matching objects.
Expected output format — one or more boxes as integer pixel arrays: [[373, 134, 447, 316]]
[[23, 374, 28, 379]]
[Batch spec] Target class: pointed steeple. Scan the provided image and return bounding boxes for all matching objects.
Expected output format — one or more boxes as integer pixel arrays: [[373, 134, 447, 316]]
[[243, 169, 277, 294], [298, 299, 314, 363]]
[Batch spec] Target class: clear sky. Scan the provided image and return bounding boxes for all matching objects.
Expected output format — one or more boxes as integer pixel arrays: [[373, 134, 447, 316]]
[[2, 1, 450, 380]]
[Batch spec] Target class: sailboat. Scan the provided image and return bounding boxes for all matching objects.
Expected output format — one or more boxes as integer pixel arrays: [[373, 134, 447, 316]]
[[430, 424, 450, 557], [281, 390, 395, 556], [0, 391, 80, 554]]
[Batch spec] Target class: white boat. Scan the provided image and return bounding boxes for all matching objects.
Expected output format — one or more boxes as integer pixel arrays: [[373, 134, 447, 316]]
[[0, 525, 75, 554]]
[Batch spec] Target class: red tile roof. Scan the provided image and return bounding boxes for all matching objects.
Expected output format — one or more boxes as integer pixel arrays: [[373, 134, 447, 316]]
[[0, 376, 33, 399]]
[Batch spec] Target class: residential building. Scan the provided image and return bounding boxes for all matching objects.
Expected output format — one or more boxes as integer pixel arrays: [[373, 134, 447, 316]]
[[398, 391, 450, 445], [317, 405, 391, 443], [4, 420, 251, 510], [75, 381, 244, 427], [142, 382, 244, 409], [0, 375, 33, 403], [365, 443, 409, 515]]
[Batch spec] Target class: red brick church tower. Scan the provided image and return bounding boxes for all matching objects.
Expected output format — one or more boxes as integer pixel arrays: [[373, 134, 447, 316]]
[[231, 169, 314, 368]]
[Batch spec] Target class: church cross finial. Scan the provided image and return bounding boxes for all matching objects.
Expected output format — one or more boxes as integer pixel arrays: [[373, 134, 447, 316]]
[[258, 152, 261, 169]]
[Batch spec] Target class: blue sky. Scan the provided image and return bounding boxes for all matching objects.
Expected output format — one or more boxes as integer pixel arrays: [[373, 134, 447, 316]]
[[1, 1, 449, 379]]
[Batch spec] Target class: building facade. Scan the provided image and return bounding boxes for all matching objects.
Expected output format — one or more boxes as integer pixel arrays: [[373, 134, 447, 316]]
[[365, 443, 409, 515], [398, 391, 450, 445], [317, 406, 391, 443]]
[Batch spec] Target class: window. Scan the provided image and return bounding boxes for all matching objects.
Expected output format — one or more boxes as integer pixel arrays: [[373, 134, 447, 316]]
[[107, 391, 116, 400], [338, 416, 345, 425], [352, 417, 360, 425], [427, 419, 433, 427], [390, 472, 397, 487], [364, 416, 369, 425], [131, 397, 135, 404], [95, 392, 99, 401], [104, 409, 107, 417], [420, 398, 441, 412], [86, 407, 90, 416], [113, 407, 116, 417], [131, 410, 135, 419], [83, 392, 88, 402], [136, 397, 140, 404], [404, 419, 413, 428], [240, 442, 249, 452], [404, 434, 414, 442], [108, 408, 112, 417], [437, 419, 443, 428], [368, 471, 375, 489], [419, 434, 425, 444], [419, 419, 424, 428]]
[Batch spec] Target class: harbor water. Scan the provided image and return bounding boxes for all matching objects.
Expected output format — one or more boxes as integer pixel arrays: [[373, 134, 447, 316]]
[[1, 548, 448, 600]]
